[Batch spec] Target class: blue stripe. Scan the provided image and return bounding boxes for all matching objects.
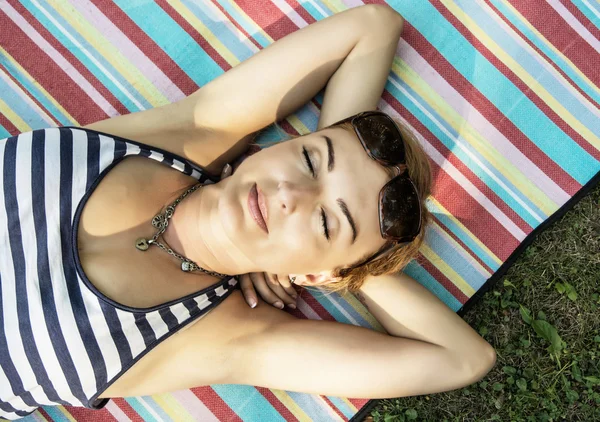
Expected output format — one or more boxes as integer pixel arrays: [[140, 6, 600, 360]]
[[0, 59, 74, 126], [19, 0, 151, 112], [60, 128, 109, 394], [2, 134, 69, 406], [159, 308, 179, 330], [571, 0, 600, 30], [427, 225, 487, 291], [387, 73, 548, 226], [0, 125, 9, 139], [31, 129, 89, 405], [297, 0, 327, 20], [113, 0, 224, 87], [427, 200, 500, 271], [196, 0, 270, 49], [456, 0, 600, 134], [315, 292, 373, 328], [125, 397, 159, 421], [211, 385, 285, 421], [0, 77, 48, 130], [134, 314, 157, 348], [42, 406, 72, 422], [140, 396, 174, 422], [285, 391, 335, 421], [309, 290, 351, 323], [404, 261, 463, 312], [388, 0, 599, 184], [488, 0, 600, 105]]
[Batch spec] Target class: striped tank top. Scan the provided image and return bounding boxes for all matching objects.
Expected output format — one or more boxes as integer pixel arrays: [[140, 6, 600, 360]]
[[0, 126, 239, 420]]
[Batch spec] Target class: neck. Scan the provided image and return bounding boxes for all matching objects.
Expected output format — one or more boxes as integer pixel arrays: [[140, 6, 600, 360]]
[[161, 181, 252, 277]]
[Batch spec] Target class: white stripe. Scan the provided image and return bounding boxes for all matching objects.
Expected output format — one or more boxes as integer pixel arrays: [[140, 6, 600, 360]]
[[148, 149, 165, 163], [105, 399, 132, 422], [194, 293, 212, 310], [272, 0, 309, 28], [191, 169, 202, 180], [317, 292, 359, 326], [169, 302, 191, 325], [171, 158, 186, 173], [171, 389, 220, 422], [0, 133, 53, 407], [124, 141, 142, 157], [200, 1, 260, 52], [115, 311, 146, 358], [10, 129, 82, 407], [296, 297, 321, 320], [145, 310, 169, 340]]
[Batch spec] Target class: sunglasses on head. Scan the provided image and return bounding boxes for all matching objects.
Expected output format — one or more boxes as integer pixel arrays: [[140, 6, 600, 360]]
[[328, 110, 423, 270]]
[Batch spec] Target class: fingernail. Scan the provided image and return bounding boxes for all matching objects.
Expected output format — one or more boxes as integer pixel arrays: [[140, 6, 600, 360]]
[[274, 301, 284, 309], [292, 294, 298, 300], [288, 303, 296, 309], [249, 298, 257, 308]]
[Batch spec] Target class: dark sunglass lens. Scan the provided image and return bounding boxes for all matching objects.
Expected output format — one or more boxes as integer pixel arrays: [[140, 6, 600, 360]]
[[380, 177, 421, 240], [355, 114, 406, 164]]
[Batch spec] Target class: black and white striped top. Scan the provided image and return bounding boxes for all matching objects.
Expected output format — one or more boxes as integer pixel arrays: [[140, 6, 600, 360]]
[[0, 127, 239, 420]]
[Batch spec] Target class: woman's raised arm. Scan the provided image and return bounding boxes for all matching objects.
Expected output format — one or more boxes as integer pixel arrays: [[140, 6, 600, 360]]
[[85, 5, 404, 175]]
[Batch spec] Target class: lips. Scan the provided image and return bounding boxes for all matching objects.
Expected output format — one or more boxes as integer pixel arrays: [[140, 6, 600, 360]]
[[248, 183, 268, 233]]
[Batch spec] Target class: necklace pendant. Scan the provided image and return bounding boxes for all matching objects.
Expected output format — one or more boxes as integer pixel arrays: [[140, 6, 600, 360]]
[[181, 261, 193, 272], [151, 214, 165, 229], [135, 238, 149, 251]]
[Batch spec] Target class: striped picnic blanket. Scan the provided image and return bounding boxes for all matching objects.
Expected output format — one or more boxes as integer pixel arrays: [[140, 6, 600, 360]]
[[1, 0, 599, 421]]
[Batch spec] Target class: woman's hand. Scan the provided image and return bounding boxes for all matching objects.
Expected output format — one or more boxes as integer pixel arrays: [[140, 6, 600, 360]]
[[239, 272, 298, 310]]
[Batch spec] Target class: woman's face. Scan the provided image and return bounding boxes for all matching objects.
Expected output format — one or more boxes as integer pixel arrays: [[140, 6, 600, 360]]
[[214, 126, 392, 277]]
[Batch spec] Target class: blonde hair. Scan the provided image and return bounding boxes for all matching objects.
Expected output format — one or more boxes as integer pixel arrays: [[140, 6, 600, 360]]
[[248, 116, 432, 294]]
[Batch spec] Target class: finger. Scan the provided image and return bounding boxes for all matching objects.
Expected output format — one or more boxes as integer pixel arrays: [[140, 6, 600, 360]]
[[239, 274, 258, 308], [264, 274, 296, 308], [250, 272, 284, 309], [276, 274, 299, 299]]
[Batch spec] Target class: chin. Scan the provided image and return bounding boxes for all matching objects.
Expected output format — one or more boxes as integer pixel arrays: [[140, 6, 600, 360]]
[[216, 190, 245, 241]]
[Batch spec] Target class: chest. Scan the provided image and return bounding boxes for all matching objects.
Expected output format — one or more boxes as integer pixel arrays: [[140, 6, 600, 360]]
[[75, 156, 218, 309]]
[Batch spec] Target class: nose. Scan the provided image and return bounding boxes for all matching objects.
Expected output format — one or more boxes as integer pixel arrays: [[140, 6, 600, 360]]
[[276, 180, 318, 215]]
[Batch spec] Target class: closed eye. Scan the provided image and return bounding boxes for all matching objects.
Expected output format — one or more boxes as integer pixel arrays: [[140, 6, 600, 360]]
[[321, 207, 330, 241]]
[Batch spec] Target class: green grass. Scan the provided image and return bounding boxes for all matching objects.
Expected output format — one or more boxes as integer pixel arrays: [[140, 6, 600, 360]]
[[368, 183, 600, 422]]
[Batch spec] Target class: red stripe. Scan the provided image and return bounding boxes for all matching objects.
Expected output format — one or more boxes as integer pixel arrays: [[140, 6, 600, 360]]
[[236, 1, 300, 41], [155, 0, 232, 75], [210, 1, 263, 51], [284, 0, 318, 26], [320, 396, 348, 421], [348, 398, 369, 408], [401, 23, 582, 197], [0, 111, 20, 136], [4, 0, 126, 123], [191, 386, 242, 422], [0, 64, 60, 127], [111, 397, 146, 422], [298, 290, 336, 322], [420, 254, 470, 304], [485, 0, 599, 109], [36, 408, 52, 420], [255, 387, 299, 422], [510, 0, 600, 86], [384, 93, 535, 236], [89, 0, 198, 96], [558, 0, 600, 40], [431, 214, 495, 275], [62, 405, 117, 421], [429, 0, 600, 162]]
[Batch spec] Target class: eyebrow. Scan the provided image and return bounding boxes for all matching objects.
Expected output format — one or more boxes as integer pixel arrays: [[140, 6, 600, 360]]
[[321, 135, 357, 244]]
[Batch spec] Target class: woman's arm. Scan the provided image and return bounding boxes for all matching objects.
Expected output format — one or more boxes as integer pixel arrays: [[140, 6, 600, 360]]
[[84, 5, 404, 175], [229, 273, 495, 399], [355, 273, 496, 373]]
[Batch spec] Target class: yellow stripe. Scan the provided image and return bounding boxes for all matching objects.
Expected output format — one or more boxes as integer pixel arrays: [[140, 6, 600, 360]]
[[429, 198, 503, 266], [421, 243, 476, 296], [270, 390, 313, 421], [57, 407, 78, 422], [286, 115, 312, 135], [153, 393, 196, 421], [47, 0, 168, 108], [441, 0, 600, 150], [319, 0, 348, 13], [168, 0, 241, 66], [0, 67, 55, 125], [340, 397, 357, 412], [0, 46, 78, 126], [0, 98, 31, 132], [497, 0, 600, 96], [392, 57, 558, 215], [430, 219, 492, 277]]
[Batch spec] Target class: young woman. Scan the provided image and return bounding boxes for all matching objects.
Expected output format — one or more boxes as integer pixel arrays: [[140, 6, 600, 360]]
[[0, 5, 495, 419]]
